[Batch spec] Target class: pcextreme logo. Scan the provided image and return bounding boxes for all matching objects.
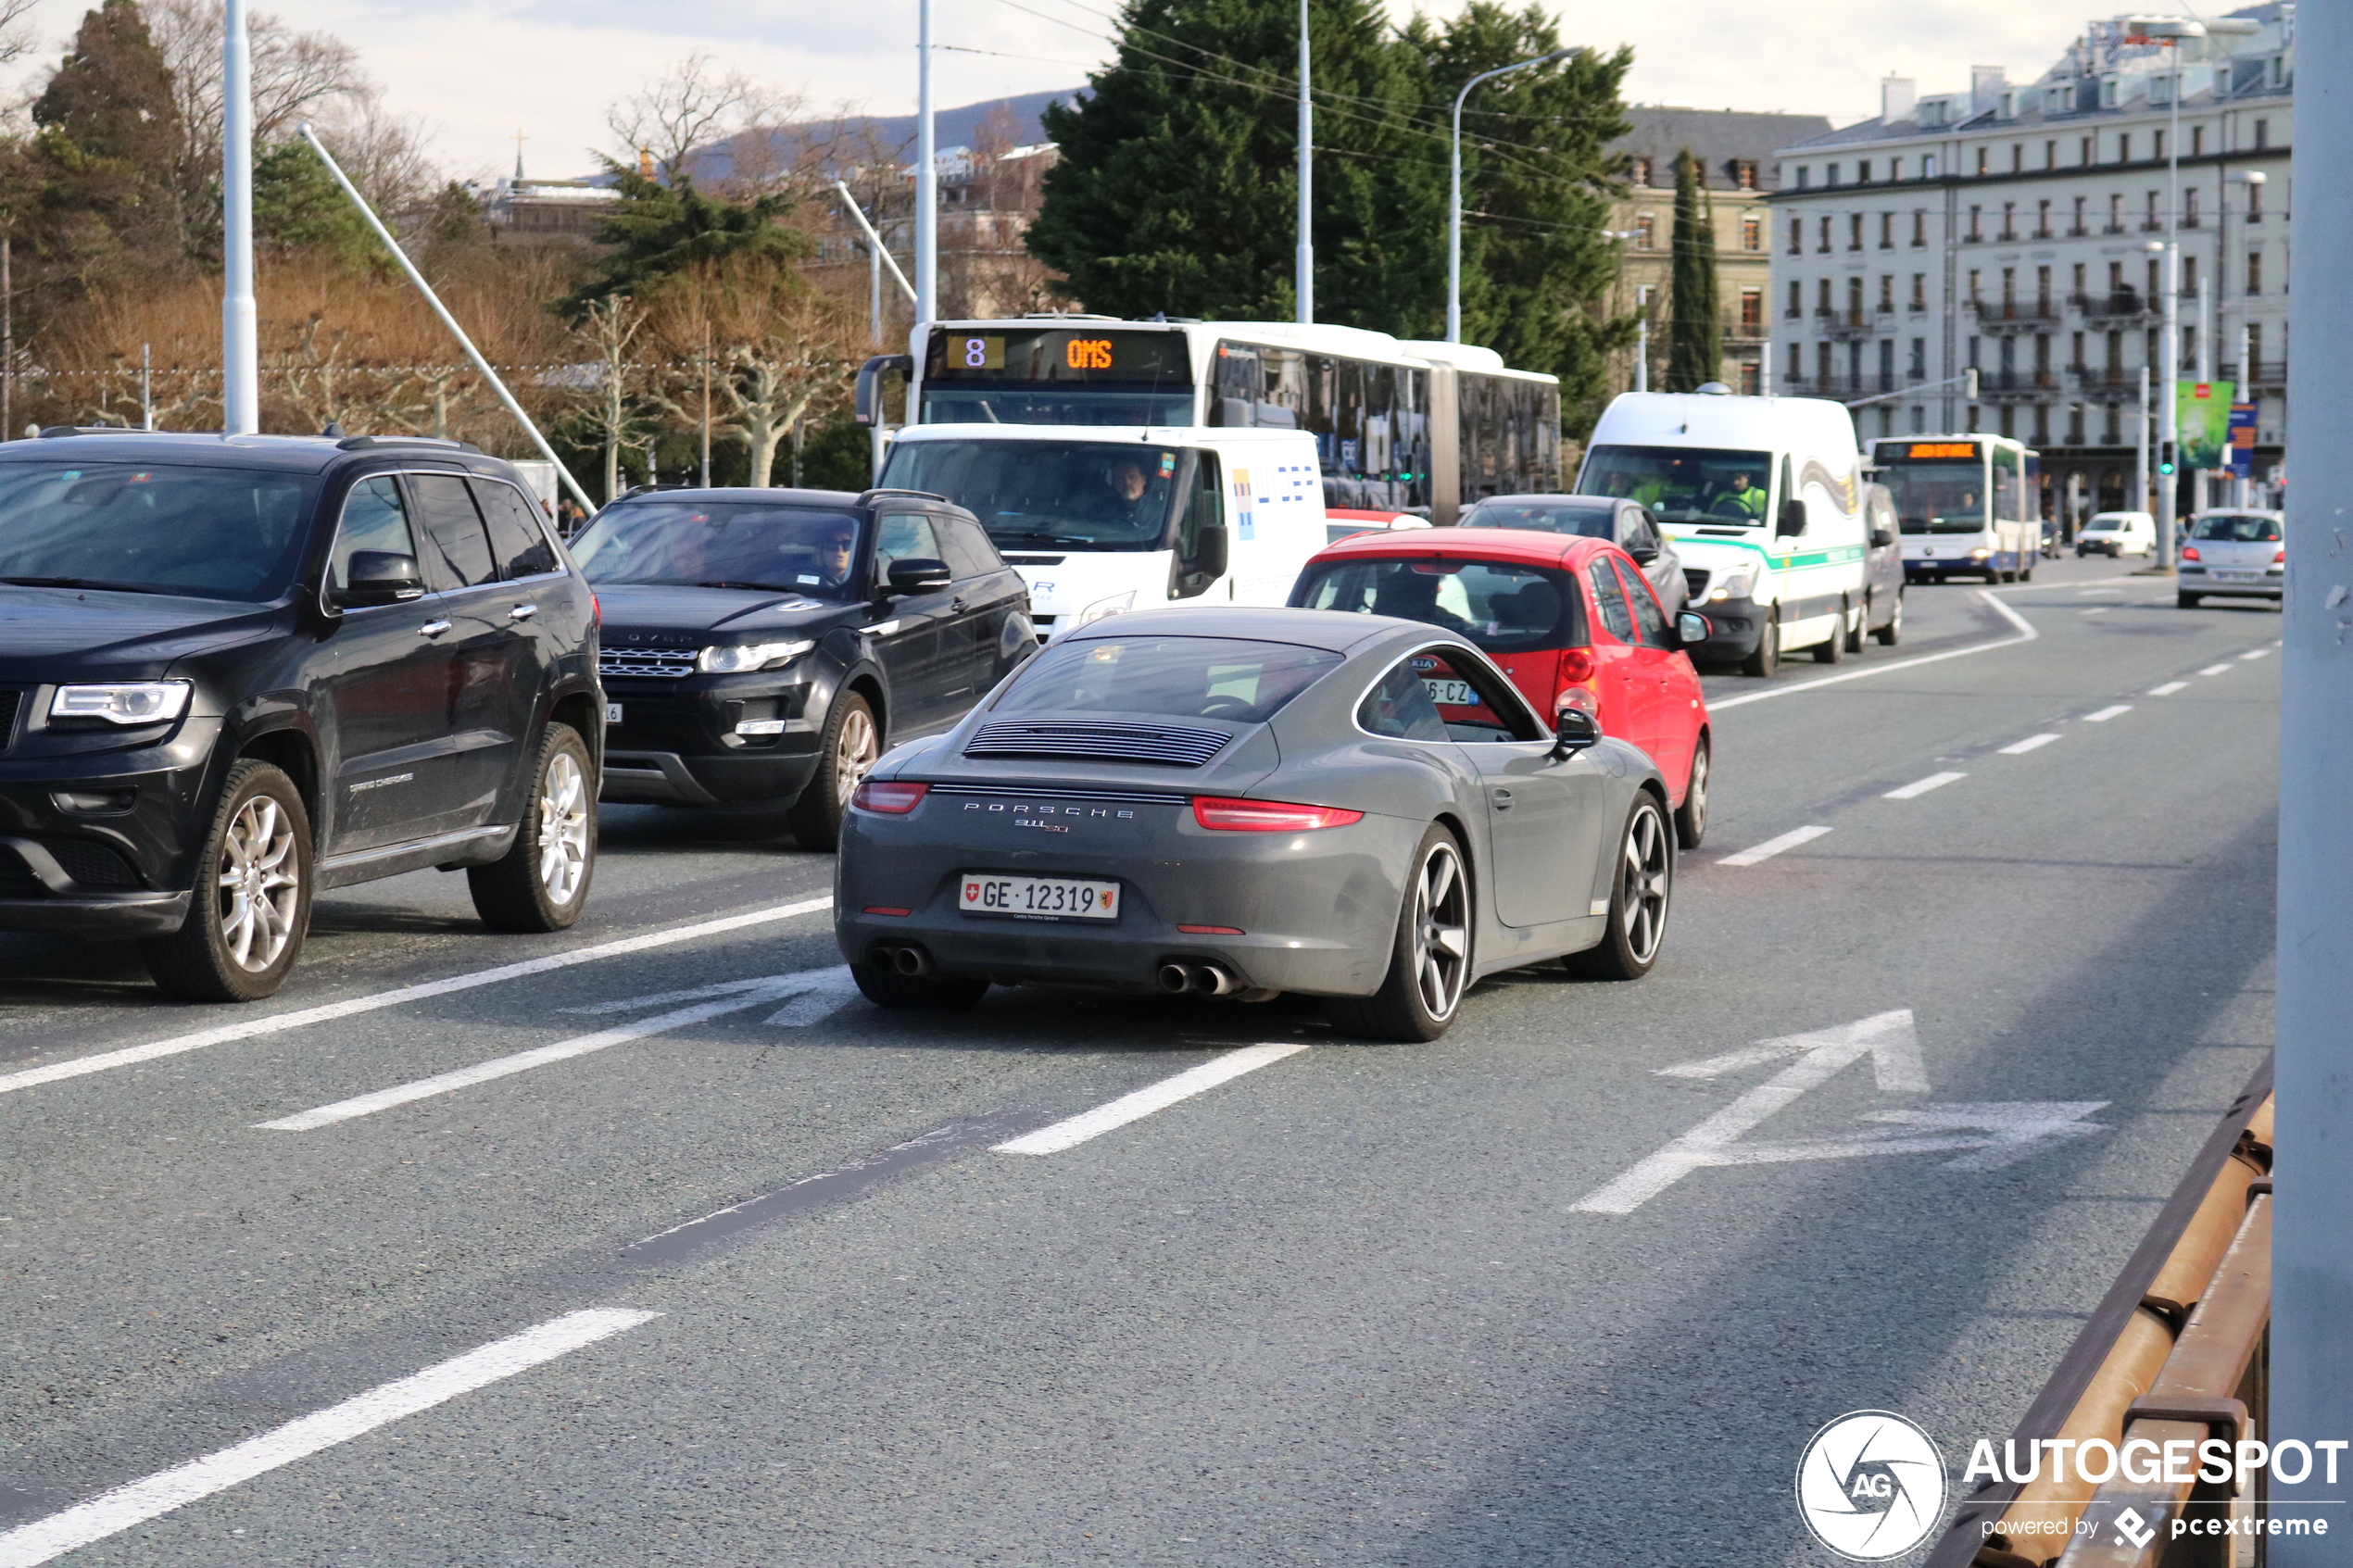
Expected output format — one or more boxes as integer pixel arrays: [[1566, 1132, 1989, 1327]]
[[1795, 1411, 1948, 1560]]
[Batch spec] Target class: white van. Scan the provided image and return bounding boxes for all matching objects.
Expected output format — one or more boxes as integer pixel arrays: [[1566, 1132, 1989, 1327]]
[[1575, 391, 1868, 675], [876, 424, 1328, 638], [2077, 510, 2156, 558]]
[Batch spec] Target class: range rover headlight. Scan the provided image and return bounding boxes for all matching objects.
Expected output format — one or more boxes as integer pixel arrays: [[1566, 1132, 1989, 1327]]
[[50, 681, 192, 725], [697, 639, 814, 674]]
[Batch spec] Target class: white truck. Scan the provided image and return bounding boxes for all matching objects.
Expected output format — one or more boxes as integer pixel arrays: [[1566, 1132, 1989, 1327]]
[[1576, 390, 1869, 676], [875, 424, 1328, 639]]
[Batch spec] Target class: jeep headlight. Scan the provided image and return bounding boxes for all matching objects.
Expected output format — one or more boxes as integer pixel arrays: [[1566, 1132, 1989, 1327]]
[[1074, 590, 1136, 628], [50, 681, 192, 725], [697, 639, 814, 674], [1706, 562, 1759, 603]]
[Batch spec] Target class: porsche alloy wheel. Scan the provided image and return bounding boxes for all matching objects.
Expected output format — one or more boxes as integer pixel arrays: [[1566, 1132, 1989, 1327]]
[[1325, 825, 1473, 1043]]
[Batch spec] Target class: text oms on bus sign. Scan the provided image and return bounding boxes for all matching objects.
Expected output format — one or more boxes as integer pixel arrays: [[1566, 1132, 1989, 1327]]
[[1903, 442, 1978, 460]]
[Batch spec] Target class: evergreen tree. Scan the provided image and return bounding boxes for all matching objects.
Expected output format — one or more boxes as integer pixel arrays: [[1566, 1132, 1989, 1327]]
[[562, 169, 811, 318], [28, 0, 185, 274], [252, 139, 379, 270], [1665, 146, 1719, 393]]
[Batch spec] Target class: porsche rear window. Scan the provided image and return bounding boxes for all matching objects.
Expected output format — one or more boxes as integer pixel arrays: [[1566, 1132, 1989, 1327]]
[[1293, 557, 1585, 654], [995, 636, 1340, 723]]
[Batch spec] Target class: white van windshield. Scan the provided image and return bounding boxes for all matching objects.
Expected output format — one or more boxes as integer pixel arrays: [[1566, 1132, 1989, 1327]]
[[879, 440, 1182, 552], [1579, 445, 1772, 525]]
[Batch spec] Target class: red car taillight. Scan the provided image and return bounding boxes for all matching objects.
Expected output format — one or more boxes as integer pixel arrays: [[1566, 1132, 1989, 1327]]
[[2276, 548, 2287, 564], [1558, 646, 1597, 684], [1191, 797, 1365, 832], [2183, 546, 2201, 562], [850, 780, 928, 814]]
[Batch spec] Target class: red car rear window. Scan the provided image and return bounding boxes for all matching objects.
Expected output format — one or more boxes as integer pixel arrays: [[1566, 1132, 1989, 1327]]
[[1292, 556, 1586, 654]]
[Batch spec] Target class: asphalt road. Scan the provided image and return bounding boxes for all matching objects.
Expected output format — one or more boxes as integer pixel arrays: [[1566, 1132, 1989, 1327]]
[[0, 558, 2283, 1566]]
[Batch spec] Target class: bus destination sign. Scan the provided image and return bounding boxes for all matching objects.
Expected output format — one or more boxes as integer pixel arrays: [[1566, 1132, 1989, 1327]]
[[925, 327, 1192, 384], [1902, 442, 1979, 460]]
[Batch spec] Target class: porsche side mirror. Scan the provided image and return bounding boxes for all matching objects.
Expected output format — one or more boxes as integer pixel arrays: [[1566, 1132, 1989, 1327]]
[[334, 550, 425, 608], [1777, 497, 1807, 537], [884, 558, 953, 595], [1552, 708, 1602, 759], [1676, 610, 1713, 648]]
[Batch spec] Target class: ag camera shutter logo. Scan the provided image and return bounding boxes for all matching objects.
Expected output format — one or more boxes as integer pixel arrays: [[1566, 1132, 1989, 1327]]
[[1795, 1411, 1947, 1560]]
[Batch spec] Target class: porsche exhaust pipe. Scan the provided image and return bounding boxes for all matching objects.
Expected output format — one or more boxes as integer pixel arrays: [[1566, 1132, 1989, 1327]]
[[1157, 961, 1241, 996], [879, 945, 935, 977], [1157, 962, 1193, 995]]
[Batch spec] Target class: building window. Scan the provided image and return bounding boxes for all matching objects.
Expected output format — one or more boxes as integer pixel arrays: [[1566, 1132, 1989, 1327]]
[[2146, 257, 2161, 297], [1912, 406, 1928, 435], [1827, 162, 1841, 185], [2032, 403, 2049, 444], [1739, 360, 1761, 395], [1911, 210, 1927, 247], [2183, 255, 2198, 296], [1740, 288, 1762, 331], [2000, 200, 2017, 240], [2145, 190, 2160, 231], [2249, 322, 2264, 378], [2191, 124, 2206, 157], [1879, 211, 1894, 248], [2247, 249, 2263, 295], [1968, 206, 1983, 242], [1857, 159, 1872, 182], [2153, 129, 2166, 161], [2254, 119, 2270, 150], [2118, 132, 2131, 162], [1967, 335, 1982, 370], [1910, 273, 1927, 310], [2184, 187, 2199, 229], [1635, 214, 1655, 249], [1890, 157, 1903, 180], [1786, 280, 1803, 318], [1968, 269, 1982, 303], [1877, 340, 1894, 392], [1849, 213, 1864, 250], [2036, 198, 2052, 238], [2070, 331, 2085, 370], [2071, 195, 2087, 235], [2045, 139, 2057, 169], [2001, 266, 2017, 307], [1818, 216, 1832, 253], [2108, 193, 2124, 232], [1788, 343, 1804, 383], [1630, 157, 1653, 186], [1788, 217, 1804, 255], [1878, 274, 1894, 312], [2079, 136, 2094, 165], [2104, 404, 2120, 445], [1909, 337, 1926, 377], [1742, 216, 1761, 252], [1817, 342, 1833, 386], [1818, 278, 1833, 313], [1922, 153, 1938, 178], [2037, 265, 2052, 312], [1733, 159, 1757, 190], [1975, 146, 1989, 176], [2010, 144, 2024, 173], [1878, 407, 1894, 438], [2246, 180, 2263, 220], [1796, 166, 1811, 189], [1848, 276, 1865, 319]]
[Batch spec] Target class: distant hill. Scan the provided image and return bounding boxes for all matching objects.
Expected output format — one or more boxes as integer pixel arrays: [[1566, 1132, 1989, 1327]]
[[596, 89, 1086, 186]]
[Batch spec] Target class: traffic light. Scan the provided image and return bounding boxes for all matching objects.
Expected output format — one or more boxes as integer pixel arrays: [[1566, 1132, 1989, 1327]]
[[2158, 442, 2176, 477], [1964, 368, 1981, 400]]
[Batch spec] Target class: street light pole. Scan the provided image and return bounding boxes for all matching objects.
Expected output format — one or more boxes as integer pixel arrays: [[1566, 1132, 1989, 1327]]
[[1447, 49, 1567, 344], [220, 0, 258, 434], [914, 0, 937, 328], [1295, 0, 1312, 326]]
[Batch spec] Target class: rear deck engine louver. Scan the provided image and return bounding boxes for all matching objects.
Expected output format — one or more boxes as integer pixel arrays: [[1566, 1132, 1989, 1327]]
[[963, 721, 1233, 767]]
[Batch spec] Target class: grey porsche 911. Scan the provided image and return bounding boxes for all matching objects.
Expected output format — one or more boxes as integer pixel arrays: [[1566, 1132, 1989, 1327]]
[[832, 606, 1674, 1040]]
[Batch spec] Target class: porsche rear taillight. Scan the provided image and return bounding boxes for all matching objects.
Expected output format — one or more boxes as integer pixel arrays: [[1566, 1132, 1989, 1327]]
[[850, 780, 928, 814], [1191, 797, 1364, 832]]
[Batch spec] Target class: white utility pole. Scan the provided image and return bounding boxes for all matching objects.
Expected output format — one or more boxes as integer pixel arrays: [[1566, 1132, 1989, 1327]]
[[915, 0, 937, 327], [1295, 0, 1312, 325], [2273, 1, 2353, 1551], [2135, 363, 2150, 514], [2133, 16, 2205, 568], [220, 0, 258, 434]]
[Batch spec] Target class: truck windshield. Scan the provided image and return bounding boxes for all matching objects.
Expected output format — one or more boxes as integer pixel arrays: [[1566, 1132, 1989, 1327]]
[[1880, 461, 1989, 533], [0, 460, 314, 602], [879, 440, 1182, 551], [570, 502, 866, 597], [1579, 445, 1773, 525]]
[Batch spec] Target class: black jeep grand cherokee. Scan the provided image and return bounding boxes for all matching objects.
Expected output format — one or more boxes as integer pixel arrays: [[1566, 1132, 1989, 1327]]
[[0, 430, 603, 1001]]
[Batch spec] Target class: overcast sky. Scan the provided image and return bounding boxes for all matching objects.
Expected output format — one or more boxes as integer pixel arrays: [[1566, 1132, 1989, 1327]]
[[9, 0, 2196, 182]]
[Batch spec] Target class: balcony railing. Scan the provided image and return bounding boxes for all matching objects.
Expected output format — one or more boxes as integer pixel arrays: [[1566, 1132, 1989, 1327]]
[[1969, 299, 2061, 332], [2070, 290, 2160, 322], [1782, 377, 1912, 403], [2070, 365, 2138, 393], [1814, 307, 1882, 341]]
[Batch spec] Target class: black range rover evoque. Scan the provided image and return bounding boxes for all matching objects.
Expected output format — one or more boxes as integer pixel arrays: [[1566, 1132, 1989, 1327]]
[[574, 486, 1035, 847], [0, 429, 604, 1001]]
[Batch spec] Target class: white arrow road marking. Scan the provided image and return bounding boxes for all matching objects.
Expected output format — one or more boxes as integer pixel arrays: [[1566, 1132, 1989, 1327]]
[[561, 978, 786, 1015], [256, 975, 815, 1130], [0, 1309, 660, 1568], [762, 965, 863, 1026], [1571, 1012, 2109, 1215]]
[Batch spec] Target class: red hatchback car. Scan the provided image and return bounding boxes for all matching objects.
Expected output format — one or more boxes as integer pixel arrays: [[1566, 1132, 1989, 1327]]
[[1291, 528, 1713, 845]]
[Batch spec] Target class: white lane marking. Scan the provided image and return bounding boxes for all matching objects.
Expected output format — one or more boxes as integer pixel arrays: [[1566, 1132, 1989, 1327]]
[[2081, 607, 2108, 615], [561, 978, 783, 1015], [2198, 662, 2234, 676], [1572, 1010, 2111, 1214], [1717, 825, 1832, 868], [1884, 771, 1966, 799], [1706, 590, 2036, 711], [1997, 734, 2060, 755], [0, 897, 836, 1100], [2076, 588, 2125, 597], [2240, 646, 2271, 660], [256, 976, 813, 1130], [994, 1043, 1308, 1155], [2149, 681, 2190, 696], [2083, 704, 2133, 722], [0, 1309, 659, 1568], [762, 966, 862, 1026]]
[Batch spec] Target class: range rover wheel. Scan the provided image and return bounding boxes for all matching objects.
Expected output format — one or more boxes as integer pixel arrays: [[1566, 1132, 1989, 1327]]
[[143, 759, 313, 1002], [1564, 793, 1673, 982], [787, 691, 879, 851], [1325, 824, 1471, 1043], [469, 722, 596, 932]]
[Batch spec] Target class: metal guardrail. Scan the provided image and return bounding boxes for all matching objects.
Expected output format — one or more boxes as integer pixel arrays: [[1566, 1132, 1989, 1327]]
[[1925, 1060, 2274, 1568]]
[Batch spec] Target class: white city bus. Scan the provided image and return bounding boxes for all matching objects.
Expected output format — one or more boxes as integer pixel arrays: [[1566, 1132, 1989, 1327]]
[[862, 319, 1562, 521], [1868, 434, 2044, 583]]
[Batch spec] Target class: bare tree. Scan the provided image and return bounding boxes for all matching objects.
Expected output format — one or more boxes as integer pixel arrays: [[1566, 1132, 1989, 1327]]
[[644, 260, 854, 486], [309, 93, 438, 220], [0, 0, 40, 65], [564, 295, 654, 502], [603, 52, 796, 187], [147, 0, 367, 161]]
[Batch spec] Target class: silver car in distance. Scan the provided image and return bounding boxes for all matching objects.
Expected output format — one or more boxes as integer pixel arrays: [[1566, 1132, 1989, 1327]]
[[833, 607, 1675, 1041]]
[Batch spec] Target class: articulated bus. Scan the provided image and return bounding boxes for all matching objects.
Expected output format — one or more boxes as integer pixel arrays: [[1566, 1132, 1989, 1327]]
[[1868, 434, 2044, 583], [875, 319, 1561, 521], [857, 319, 1561, 638]]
